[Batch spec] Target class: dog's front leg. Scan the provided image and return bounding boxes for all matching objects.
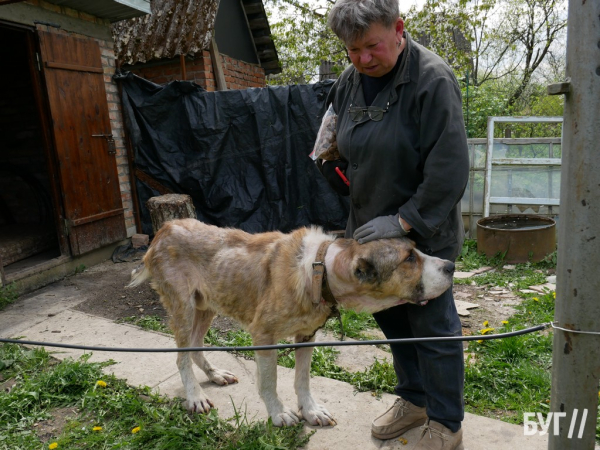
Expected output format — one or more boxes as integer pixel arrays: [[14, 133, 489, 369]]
[[255, 349, 300, 426], [295, 334, 337, 427]]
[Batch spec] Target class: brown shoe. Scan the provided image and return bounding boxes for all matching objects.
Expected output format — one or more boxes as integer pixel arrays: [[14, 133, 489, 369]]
[[414, 420, 464, 450], [371, 397, 427, 440]]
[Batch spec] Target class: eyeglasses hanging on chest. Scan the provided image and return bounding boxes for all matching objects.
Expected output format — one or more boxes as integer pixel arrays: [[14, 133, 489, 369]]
[[348, 102, 390, 122]]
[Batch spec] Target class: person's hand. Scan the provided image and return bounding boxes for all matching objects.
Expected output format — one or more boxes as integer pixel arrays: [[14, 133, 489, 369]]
[[321, 160, 350, 196], [353, 214, 409, 244]]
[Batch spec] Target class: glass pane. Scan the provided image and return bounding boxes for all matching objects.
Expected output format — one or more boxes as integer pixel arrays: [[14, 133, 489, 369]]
[[490, 167, 561, 200]]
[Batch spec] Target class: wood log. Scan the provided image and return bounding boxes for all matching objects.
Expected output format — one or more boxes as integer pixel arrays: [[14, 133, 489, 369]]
[[146, 194, 196, 235]]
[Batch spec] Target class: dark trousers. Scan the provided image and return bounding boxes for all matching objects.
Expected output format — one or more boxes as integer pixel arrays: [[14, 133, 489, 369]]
[[373, 285, 465, 432]]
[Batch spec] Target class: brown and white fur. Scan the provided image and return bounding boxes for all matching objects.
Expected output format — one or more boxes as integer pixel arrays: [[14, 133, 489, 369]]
[[128, 218, 455, 427]]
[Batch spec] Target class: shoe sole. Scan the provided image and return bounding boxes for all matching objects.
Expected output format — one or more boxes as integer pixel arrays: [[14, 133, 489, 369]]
[[371, 417, 427, 440]]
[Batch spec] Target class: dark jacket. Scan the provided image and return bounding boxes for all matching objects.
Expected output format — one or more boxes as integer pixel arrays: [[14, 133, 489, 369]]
[[327, 31, 469, 260]]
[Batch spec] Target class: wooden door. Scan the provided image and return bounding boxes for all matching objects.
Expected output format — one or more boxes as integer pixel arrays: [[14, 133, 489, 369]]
[[38, 30, 126, 255]]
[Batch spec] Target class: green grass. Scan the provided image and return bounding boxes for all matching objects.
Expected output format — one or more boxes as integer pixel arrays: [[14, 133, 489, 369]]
[[464, 292, 555, 421], [0, 343, 311, 449], [117, 315, 171, 334], [323, 307, 378, 340], [454, 239, 556, 293], [0, 282, 18, 311]]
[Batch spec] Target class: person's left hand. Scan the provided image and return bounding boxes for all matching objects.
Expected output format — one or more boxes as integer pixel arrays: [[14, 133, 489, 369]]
[[353, 214, 409, 244]]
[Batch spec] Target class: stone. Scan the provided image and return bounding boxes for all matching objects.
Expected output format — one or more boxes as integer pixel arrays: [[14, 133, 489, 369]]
[[131, 234, 149, 248]]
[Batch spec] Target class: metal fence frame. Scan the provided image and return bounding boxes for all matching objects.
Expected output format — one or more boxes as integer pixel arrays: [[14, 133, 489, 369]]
[[483, 116, 563, 218]]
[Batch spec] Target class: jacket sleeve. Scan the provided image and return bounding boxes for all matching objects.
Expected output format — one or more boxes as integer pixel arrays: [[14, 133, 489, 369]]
[[398, 74, 469, 239]]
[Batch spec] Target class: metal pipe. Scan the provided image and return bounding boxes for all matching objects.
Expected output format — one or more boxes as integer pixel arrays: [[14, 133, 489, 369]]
[[548, 0, 600, 447]]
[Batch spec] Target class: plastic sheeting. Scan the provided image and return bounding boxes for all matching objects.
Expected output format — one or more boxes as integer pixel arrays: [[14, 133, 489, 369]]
[[116, 72, 349, 235]]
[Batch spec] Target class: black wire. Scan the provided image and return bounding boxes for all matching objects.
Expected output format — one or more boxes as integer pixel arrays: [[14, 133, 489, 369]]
[[0, 323, 551, 353]]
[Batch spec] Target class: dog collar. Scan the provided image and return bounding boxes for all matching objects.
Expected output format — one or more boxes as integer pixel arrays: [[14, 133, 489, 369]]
[[309, 240, 344, 341], [312, 241, 335, 306]]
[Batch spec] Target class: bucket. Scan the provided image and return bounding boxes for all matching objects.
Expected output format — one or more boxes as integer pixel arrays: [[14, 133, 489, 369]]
[[476, 214, 556, 263]]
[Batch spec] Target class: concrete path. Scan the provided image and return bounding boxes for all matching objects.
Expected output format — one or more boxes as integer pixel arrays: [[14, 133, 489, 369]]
[[0, 282, 551, 450]]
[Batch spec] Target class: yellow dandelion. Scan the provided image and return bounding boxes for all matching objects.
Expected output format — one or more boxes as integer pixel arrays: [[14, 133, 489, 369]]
[[49, 443, 58, 450], [501, 320, 509, 324], [93, 426, 102, 431], [533, 297, 539, 302], [477, 340, 483, 344], [553, 292, 556, 298], [483, 320, 489, 327], [96, 380, 107, 388], [398, 436, 408, 445], [132, 426, 141, 434], [480, 328, 495, 335]]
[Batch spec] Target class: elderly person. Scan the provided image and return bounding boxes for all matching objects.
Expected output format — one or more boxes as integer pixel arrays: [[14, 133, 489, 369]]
[[321, 0, 469, 449]]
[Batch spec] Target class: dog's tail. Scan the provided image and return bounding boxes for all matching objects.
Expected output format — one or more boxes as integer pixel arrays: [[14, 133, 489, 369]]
[[127, 263, 151, 288]]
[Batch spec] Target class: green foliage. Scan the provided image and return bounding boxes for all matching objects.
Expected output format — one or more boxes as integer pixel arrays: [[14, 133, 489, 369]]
[[465, 292, 555, 423], [117, 315, 171, 334], [324, 307, 378, 340], [0, 344, 310, 449], [0, 282, 18, 310], [265, 1, 346, 85]]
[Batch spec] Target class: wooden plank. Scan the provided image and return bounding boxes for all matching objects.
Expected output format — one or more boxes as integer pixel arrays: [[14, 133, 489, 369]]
[[45, 61, 104, 73], [134, 168, 173, 195], [69, 208, 125, 227], [179, 54, 186, 80], [209, 37, 228, 91]]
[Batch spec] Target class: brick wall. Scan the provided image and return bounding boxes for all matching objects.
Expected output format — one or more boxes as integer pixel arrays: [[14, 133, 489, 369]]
[[126, 50, 266, 91]]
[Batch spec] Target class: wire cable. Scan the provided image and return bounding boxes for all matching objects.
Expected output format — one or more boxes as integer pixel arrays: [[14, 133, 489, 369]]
[[550, 322, 600, 336], [0, 323, 552, 353]]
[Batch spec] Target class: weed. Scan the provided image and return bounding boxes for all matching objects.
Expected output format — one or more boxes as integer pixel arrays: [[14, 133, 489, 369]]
[[117, 315, 171, 334], [324, 307, 378, 340], [0, 343, 310, 449], [0, 282, 18, 310]]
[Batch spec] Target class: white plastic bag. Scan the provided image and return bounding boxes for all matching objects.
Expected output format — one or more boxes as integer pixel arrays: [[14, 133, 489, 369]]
[[309, 104, 339, 161]]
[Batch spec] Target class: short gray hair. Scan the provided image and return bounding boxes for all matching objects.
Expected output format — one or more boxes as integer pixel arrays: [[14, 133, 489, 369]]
[[327, 0, 400, 45]]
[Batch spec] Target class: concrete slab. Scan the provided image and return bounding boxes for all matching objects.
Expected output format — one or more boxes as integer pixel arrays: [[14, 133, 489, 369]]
[[316, 331, 391, 372], [0, 308, 552, 450], [455, 300, 479, 317]]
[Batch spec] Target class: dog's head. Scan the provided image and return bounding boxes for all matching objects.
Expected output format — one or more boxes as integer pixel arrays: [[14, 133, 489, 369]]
[[329, 238, 455, 313]]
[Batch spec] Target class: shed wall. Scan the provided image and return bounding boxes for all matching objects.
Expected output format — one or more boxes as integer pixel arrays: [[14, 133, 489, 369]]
[[123, 51, 266, 90]]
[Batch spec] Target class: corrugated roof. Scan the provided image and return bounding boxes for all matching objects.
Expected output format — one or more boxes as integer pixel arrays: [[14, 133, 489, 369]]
[[112, 0, 219, 65], [112, 0, 280, 74]]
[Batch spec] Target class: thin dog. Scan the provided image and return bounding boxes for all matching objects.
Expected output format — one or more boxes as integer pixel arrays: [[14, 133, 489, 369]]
[[128, 219, 455, 427]]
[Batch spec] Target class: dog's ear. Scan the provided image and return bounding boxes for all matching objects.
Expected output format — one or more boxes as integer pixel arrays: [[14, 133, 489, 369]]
[[355, 258, 379, 284]]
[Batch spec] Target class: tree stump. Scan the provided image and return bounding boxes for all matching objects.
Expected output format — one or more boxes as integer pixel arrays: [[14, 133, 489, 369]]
[[146, 194, 196, 235]]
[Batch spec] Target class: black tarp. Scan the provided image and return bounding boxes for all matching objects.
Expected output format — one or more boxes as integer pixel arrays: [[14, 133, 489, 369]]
[[116, 72, 349, 235]]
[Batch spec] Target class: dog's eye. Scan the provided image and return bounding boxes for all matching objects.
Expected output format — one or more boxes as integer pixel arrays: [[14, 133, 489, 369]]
[[405, 252, 416, 263]]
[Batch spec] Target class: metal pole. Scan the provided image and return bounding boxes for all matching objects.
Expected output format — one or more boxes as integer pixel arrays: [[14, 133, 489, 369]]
[[548, 0, 600, 447]]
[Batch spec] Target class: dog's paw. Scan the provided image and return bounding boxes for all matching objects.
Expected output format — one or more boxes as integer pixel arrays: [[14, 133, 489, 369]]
[[208, 368, 238, 386], [300, 403, 337, 427], [270, 407, 301, 427], [186, 397, 214, 414]]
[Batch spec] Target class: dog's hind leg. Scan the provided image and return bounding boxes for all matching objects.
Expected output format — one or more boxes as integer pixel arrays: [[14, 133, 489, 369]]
[[294, 334, 337, 427], [162, 287, 214, 414], [190, 308, 238, 386], [255, 345, 301, 427]]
